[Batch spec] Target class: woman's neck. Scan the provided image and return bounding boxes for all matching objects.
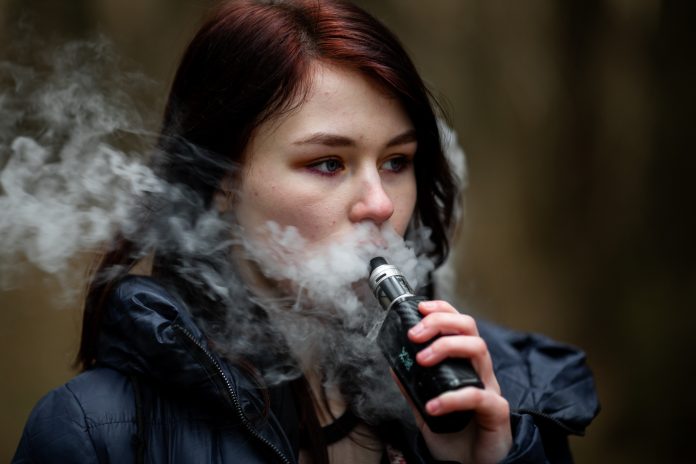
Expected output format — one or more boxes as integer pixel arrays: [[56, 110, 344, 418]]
[[299, 371, 384, 464], [305, 369, 347, 426]]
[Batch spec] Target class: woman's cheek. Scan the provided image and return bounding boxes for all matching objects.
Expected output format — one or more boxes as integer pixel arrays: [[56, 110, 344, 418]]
[[250, 184, 339, 241]]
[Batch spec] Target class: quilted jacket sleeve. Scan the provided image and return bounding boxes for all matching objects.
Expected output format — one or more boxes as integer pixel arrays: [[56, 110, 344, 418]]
[[498, 413, 571, 463], [480, 321, 600, 463], [13, 384, 99, 464]]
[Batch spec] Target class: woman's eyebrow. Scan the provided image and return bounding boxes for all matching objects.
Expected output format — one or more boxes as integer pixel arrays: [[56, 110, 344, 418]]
[[385, 129, 417, 147], [293, 132, 355, 147], [292, 129, 417, 148]]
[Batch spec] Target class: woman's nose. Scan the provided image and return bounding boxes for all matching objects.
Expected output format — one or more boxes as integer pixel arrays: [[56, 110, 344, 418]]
[[348, 172, 395, 226]]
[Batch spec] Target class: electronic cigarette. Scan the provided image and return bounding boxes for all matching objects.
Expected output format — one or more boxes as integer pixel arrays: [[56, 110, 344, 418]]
[[368, 257, 484, 433]]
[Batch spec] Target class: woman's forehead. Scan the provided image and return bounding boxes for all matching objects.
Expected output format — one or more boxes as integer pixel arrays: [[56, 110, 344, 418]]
[[251, 62, 413, 146]]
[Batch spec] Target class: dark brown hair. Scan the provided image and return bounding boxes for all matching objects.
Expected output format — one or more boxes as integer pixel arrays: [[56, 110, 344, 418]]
[[78, 1, 459, 461]]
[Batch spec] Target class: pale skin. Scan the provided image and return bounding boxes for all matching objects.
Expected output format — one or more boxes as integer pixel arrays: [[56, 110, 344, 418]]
[[233, 61, 512, 463]]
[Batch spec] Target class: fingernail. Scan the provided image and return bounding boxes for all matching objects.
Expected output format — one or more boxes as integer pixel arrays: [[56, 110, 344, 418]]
[[409, 323, 424, 336], [426, 399, 441, 414]]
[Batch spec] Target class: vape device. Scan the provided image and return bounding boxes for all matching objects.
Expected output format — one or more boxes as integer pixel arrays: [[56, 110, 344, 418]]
[[368, 257, 483, 433]]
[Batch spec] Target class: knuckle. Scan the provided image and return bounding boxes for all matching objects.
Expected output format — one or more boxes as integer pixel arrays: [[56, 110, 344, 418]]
[[491, 396, 511, 424], [433, 300, 457, 313], [498, 396, 510, 415], [426, 311, 453, 329], [461, 314, 477, 330], [450, 313, 476, 332], [430, 336, 452, 354], [469, 386, 485, 405], [471, 337, 488, 356]]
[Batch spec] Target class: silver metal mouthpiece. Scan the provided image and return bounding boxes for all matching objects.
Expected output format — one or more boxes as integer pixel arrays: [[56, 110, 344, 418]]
[[368, 257, 416, 311]]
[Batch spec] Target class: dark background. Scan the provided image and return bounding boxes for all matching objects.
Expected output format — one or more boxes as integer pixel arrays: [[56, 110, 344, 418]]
[[1, 1, 694, 462]]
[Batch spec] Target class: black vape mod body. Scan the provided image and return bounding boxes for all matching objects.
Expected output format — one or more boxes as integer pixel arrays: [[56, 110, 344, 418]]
[[368, 257, 484, 433]]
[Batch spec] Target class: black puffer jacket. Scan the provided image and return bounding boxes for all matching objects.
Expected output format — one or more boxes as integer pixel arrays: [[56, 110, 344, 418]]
[[13, 276, 599, 463]]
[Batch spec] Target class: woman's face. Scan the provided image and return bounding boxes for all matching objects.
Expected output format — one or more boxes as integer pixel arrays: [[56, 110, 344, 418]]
[[235, 63, 418, 246]]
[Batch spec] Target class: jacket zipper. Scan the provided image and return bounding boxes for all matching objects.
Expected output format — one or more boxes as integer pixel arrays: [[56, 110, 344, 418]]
[[512, 408, 584, 436], [173, 324, 293, 464]]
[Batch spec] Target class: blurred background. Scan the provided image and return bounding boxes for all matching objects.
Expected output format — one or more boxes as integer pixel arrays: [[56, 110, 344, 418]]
[[1, 0, 694, 462]]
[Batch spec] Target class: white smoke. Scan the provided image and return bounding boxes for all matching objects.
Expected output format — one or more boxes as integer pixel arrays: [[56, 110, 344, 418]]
[[222, 220, 436, 421], [0, 39, 163, 289], [242, 221, 432, 314]]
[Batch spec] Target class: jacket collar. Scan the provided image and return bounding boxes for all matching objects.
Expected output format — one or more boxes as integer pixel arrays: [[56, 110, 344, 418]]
[[97, 275, 298, 462], [98, 275, 228, 393]]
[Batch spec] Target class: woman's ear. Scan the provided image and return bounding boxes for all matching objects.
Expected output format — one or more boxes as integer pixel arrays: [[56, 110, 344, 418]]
[[214, 175, 237, 213], [213, 189, 234, 213]]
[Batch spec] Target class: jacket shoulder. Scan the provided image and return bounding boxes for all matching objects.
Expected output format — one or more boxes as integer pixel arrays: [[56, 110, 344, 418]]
[[13, 368, 135, 463]]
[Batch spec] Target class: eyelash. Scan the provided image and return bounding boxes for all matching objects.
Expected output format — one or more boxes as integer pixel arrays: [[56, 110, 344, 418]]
[[382, 156, 412, 173], [306, 156, 413, 177], [306, 158, 345, 176]]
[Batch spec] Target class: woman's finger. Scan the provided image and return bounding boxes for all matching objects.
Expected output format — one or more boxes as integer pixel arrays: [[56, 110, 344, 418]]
[[417, 300, 460, 315], [415, 335, 487, 365], [408, 311, 478, 342], [415, 334, 499, 391], [425, 387, 510, 429], [416, 335, 494, 385]]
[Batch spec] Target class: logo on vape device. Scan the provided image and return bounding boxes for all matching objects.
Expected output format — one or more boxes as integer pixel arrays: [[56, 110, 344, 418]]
[[398, 347, 414, 371]]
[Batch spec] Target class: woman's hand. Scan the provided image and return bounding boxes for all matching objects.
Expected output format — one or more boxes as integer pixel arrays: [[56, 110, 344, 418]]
[[405, 300, 512, 464]]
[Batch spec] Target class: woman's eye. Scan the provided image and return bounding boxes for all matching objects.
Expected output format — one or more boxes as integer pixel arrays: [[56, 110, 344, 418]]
[[307, 158, 344, 175], [382, 156, 411, 173]]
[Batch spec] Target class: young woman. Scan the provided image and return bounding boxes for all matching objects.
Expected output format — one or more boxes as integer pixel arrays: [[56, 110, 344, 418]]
[[13, 1, 599, 463]]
